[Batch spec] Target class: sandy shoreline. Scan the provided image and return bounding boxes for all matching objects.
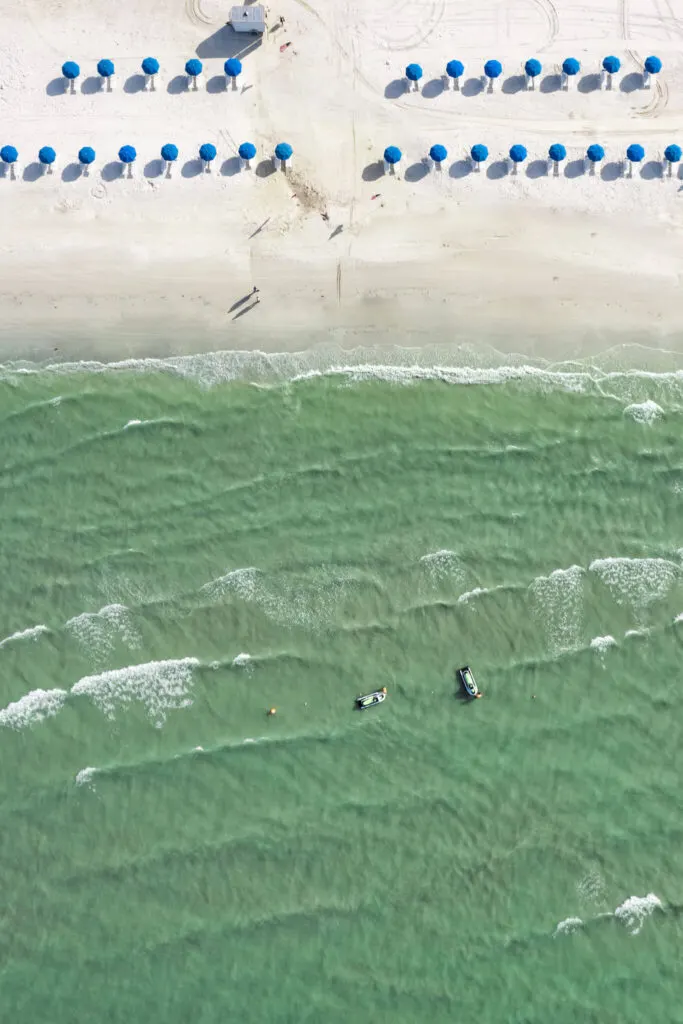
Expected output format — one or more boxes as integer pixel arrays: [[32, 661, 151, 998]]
[[2, 0, 683, 364]]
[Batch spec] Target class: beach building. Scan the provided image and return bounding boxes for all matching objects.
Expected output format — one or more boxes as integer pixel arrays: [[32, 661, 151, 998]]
[[229, 4, 266, 34]]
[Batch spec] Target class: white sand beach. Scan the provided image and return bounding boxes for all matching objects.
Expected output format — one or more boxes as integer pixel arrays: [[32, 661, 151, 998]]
[[2, 0, 683, 362]]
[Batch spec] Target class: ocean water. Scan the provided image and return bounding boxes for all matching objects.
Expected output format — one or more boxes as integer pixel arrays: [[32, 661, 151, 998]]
[[1, 352, 683, 1023]]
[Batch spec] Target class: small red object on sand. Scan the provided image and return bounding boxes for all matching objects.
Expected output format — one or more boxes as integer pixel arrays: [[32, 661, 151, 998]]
[[371, 193, 381, 200], [280, 41, 291, 51]]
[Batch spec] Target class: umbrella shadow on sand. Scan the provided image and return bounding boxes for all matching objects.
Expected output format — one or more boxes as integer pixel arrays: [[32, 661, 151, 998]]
[[181, 159, 204, 178], [487, 159, 509, 179], [600, 161, 622, 181], [461, 77, 484, 96], [255, 159, 276, 178], [564, 159, 585, 178], [421, 77, 444, 98], [449, 159, 471, 178], [640, 160, 663, 179], [220, 157, 242, 176], [526, 159, 548, 179], [46, 77, 67, 96], [124, 74, 147, 94], [502, 74, 526, 94], [384, 79, 407, 99], [404, 161, 429, 182], [540, 74, 562, 93], [61, 162, 82, 182], [22, 162, 45, 182], [620, 72, 643, 93], [144, 159, 165, 179], [362, 161, 384, 182], [80, 76, 102, 95], [101, 161, 124, 181], [578, 73, 601, 93]]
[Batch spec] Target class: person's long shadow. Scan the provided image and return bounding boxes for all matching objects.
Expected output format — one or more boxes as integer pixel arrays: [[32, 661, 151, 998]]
[[232, 300, 259, 320], [230, 291, 257, 312]]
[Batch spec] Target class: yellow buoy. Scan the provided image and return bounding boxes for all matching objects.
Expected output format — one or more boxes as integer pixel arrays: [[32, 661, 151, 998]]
[[267, 707, 277, 716]]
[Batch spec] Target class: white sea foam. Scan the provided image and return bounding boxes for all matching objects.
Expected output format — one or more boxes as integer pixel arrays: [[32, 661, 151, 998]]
[[624, 400, 664, 424], [75, 766, 97, 788], [65, 603, 141, 661], [232, 652, 252, 667], [419, 549, 465, 584], [553, 917, 584, 937], [0, 688, 68, 730], [674, 612, 683, 624], [529, 565, 584, 654], [124, 419, 142, 429], [0, 624, 49, 649], [71, 657, 199, 726], [590, 635, 617, 653], [457, 587, 489, 604], [614, 893, 662, 935], [200, 565, 352, 631], [590, 557, 679, 608]]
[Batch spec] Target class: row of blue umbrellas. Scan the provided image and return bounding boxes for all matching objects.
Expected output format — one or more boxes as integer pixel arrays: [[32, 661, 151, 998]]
[[405, 54, 663, 83], [61, 58, 243, 80], [0, 141, 287, 166], [383, 143, 683, 166]]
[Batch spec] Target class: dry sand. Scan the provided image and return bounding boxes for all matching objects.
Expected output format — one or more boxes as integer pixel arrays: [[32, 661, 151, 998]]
[[1, 0, 683, 363]]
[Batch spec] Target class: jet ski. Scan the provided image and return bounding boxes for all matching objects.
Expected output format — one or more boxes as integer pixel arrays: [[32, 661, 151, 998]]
[[457, 666, 482, 699], [355, 688, 387, 710]]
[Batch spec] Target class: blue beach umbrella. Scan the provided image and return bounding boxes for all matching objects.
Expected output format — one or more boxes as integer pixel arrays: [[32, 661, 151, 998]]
[[78, 146, 96, 165], [225, 58, 242, 78], [644, 55, 662, 75], [484, 59, 502, 81], [62, 61, 80, 80], [97, 59, 115, 78], [602, 55, 621, 75], [470, 144, 489, 168], [161, 143, 178, 162], [383, 145, 401, 165], [626, 143, 644, 163], [664, 143, 682, 176], [238, 141, 257, 161], [1, 145, 18, 164], [562, 57, 580, 77], [524, 58, 542, 79], [142, 57, 159, 76], [586, 144, 604, 163], [405, 63, 423, 82], [199, 143, 217, 163], [548, 143, 567, 163], [446, 59, 464, 80], [185, 58, 203, 77], [509, 144, 527, 163], [429, 144, 448, 164], [39, 146, 56, 165], [275, 142, 293, 162], [119, 145, 136, 163]]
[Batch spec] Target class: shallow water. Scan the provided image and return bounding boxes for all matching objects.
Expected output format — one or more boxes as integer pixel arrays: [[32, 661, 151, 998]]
[[1, 355, 682, 1022]]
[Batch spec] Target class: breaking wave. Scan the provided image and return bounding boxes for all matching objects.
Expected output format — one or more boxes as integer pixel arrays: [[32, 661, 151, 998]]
[[0, 688, 68, 730], [71, 658, 200, 727], [0, 624, 49, 649]]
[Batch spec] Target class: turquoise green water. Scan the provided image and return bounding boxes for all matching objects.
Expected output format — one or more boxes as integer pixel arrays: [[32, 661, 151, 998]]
[[2, 356, 683, 1022]]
